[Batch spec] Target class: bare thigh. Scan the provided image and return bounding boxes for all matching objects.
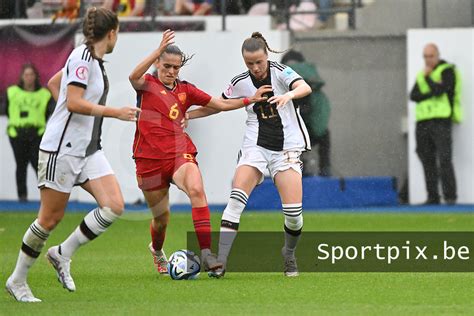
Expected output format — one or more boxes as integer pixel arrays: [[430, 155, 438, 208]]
[[273, 168, 302, 204], [142, 188, 170, 218], [81, 174, 124, 215], [172, 162, 207, 207], [37, 188, 70, 230], [232, 165, 262, 196]]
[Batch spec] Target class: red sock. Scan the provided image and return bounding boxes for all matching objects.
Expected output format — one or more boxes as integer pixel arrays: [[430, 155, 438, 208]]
[[150, 221, 166, 251], [192, 206, 211, 250]]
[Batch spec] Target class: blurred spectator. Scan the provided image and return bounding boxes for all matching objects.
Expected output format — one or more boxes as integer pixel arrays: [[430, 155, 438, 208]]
[[317, 0, 333, 28], [248, 0, 317, 31], [103, 0, 145, 16], [0, 0, 35, 19], [409, 43, 462, 205], [214, 0, 250, 14], [281, 50, 331, 177], [175, 0, 213, 15], [52, 0, 80, 21], [5, 64, 54, 202]]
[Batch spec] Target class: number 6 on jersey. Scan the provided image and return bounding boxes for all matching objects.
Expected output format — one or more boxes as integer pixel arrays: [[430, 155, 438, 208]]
[[169, 103, 180, 120]]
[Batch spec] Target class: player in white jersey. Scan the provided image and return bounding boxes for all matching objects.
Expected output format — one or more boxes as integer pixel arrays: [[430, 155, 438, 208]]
[[6, 7, 139, 303], [187, 32, 312, 277]]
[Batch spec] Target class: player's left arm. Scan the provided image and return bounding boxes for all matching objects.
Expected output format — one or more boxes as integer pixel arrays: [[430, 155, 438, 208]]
[[206, 84, 273, 111], [185, 95, 257, 122], [47, 70, 63, 102], [186, 106, 220, 120], [268, 79, 312, 108], [268, 66, 312, 108]]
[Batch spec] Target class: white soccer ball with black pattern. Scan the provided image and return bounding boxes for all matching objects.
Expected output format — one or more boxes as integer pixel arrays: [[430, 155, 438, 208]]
[[167, 250, 200, 280]]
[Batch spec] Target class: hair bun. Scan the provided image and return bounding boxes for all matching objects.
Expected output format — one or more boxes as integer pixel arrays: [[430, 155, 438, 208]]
[[251, 32, 262, 39]]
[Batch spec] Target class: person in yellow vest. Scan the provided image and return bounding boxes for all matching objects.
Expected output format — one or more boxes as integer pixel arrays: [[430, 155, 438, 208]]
[[6, 63, 54, 202], [409, 43, 462, 205]]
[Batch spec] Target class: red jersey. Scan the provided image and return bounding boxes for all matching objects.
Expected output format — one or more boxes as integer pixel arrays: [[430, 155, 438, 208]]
[[133, 74, 212, 159]]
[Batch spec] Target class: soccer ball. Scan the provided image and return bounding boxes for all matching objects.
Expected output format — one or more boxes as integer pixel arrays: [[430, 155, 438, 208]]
[[167, 250, 201, 280]]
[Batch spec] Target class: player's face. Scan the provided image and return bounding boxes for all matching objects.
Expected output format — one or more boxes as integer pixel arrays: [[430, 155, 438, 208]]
[[155, 53, 182, 86], [106, 26, 119, 54], [243, 49, 268, 80], [22, 68, 36, 87]]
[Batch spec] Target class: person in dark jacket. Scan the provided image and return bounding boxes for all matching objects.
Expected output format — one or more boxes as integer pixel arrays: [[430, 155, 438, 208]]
[[5, 63, 54, 201], [409, 43, 462, 205], [282, 50, 331, 177]]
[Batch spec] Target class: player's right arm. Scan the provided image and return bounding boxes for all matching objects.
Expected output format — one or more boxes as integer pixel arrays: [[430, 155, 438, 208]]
[[66, 48, 139, 121], [47, 70, 62, 102], [186, 85, 272, 119], [66, 85, 139, 121], [186, 106, 221, 120], [129, 29, 175, 90]]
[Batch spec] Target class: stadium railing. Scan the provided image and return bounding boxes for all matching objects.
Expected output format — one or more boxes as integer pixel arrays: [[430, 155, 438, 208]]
[[267, 0, 364, 31], [10, 0, 474, 31]]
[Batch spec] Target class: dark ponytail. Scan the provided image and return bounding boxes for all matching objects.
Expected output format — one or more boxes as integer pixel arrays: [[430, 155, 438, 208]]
[[241, 32, 285, 55]]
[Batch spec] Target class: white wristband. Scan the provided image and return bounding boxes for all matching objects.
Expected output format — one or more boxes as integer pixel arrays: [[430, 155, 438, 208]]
[[286, 91, 295, 99]]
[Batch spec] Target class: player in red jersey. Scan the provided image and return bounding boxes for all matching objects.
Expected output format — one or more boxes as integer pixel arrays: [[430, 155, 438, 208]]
[[129, 30, 271, 274]]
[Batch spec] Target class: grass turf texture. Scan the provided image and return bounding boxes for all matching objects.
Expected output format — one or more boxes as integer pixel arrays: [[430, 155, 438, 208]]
[[1, 211, 473, 315]]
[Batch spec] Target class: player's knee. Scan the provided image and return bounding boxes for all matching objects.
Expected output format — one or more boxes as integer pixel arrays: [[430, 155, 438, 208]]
[[284, 214, 303, 232], [38, 216, 61, 231], [187, 184, 205, 200], [107, 199, 125, 216], [38, 209, 65, 230]]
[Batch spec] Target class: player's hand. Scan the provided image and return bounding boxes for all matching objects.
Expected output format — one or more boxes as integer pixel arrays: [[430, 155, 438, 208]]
[[268, 91, 294, 108], [117, 106, 141, 122], [159, 29, 175, 52], [181, 112, 189, 129], [250, 85, 272, 103]]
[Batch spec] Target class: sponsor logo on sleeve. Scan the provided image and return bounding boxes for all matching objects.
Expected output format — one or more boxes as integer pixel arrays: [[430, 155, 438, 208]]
[[225, 84, 233, 96], [284, 67, 295, 77], [75, 66, 88, 81]]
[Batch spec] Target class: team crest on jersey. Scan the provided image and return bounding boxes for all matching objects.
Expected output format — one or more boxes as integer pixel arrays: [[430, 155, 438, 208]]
[[178, 93, 187, 104], [75, 66, 88, 80]]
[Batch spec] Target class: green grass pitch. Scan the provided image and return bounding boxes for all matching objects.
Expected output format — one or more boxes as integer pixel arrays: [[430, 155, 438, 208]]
[[1, 211, 473, 315]]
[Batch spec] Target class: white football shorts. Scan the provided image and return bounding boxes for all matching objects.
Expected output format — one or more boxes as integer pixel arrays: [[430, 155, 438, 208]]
[[38, 150, 114, 193], [236, 146, 303, 183]]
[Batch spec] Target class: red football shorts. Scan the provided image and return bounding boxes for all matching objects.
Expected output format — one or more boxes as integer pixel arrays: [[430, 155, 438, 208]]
[[135, 154, 198, 191]]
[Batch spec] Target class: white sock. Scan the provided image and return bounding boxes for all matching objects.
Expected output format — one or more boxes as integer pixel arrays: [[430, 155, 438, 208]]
[[217, 189, 248, 265], [283, 203, 303, 257], [11, 219, 50, 283], [60, 207, 119, 258]]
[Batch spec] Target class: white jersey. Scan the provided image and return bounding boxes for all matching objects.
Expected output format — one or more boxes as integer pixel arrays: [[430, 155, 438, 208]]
[[223, 61, 311, 152], [40, 44, 109, 157]]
